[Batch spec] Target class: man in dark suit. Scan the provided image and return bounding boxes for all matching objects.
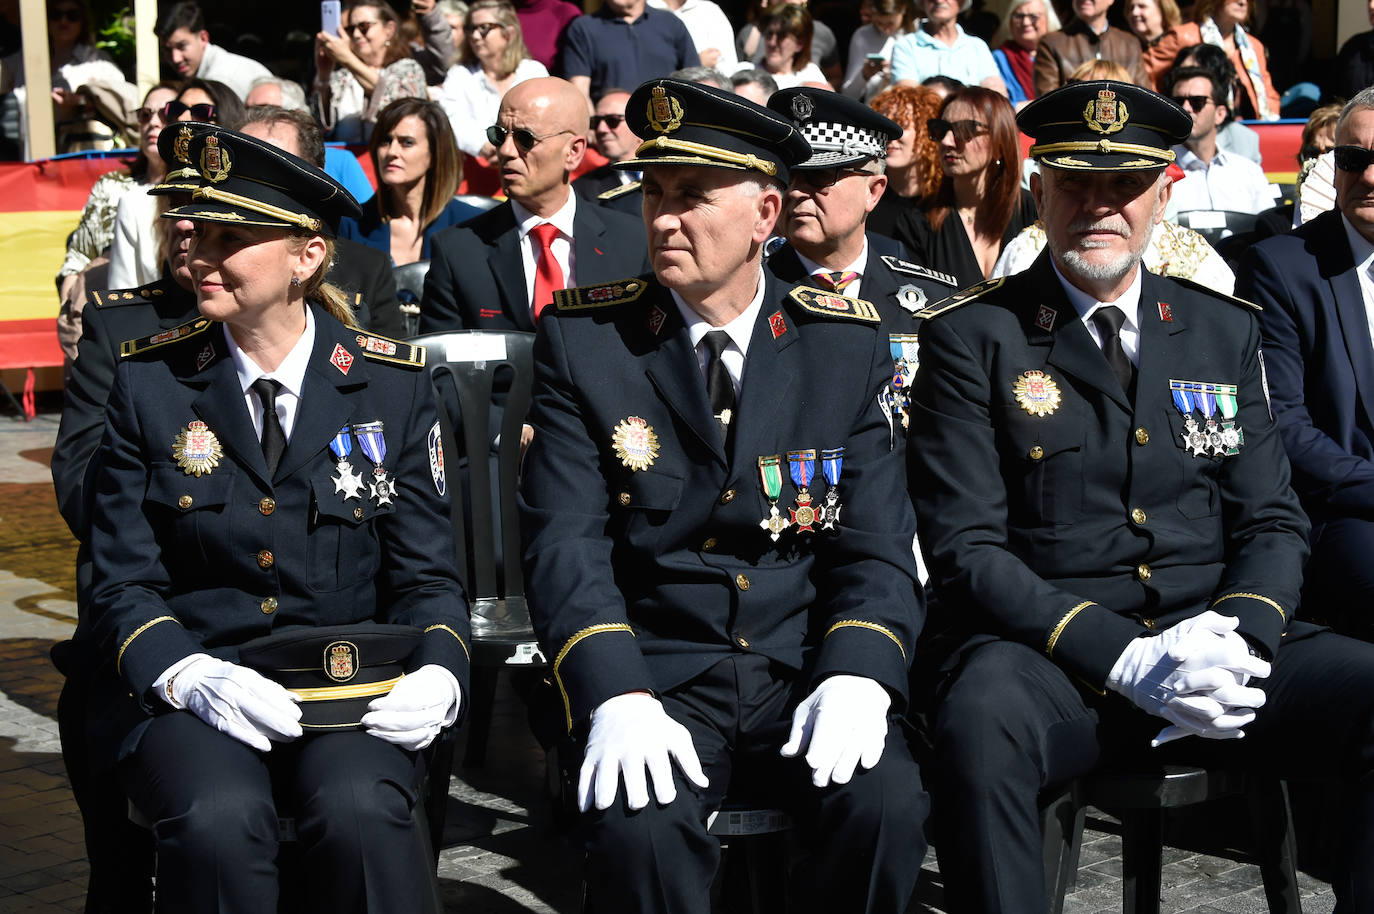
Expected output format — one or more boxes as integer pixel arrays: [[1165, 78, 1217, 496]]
[[572, 87, 644, 216], [910, 80, 1374, 912], [1238, 89, 1374, 639], [421, 78, 649, 333], [519, 78, 929, 914]]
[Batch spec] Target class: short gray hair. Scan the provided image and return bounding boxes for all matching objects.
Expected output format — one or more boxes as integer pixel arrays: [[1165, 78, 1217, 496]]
[[247, 76, 308, 113], [1337, 87, 1374, 143], [672, 66, 732, 91], [731, 68, 779, 98]]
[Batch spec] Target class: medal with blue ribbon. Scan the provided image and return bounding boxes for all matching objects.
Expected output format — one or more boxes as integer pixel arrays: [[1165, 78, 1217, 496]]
[[787, 449, 818, 532], [330, 426, 366, 501], [353, 420, 397, 506], [1170, 380, 1243, 458], [758, 455, 790, 541], [889, 334, 919, 429], [818, 447, 844, 530]]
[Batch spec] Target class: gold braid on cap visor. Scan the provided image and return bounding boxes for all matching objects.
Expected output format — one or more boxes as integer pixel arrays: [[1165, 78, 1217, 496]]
[[634, 135, 778, 176], [191, 186, 324, 232], [1028, 139, 1176, 162]]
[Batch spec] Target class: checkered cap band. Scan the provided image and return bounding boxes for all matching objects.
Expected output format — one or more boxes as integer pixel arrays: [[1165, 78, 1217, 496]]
[[799, 121, 887, 166]]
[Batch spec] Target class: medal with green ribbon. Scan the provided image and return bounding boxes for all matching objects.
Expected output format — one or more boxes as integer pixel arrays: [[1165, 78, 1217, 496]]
[[787, 449, 818, 532], [757, 455, 790, 541]]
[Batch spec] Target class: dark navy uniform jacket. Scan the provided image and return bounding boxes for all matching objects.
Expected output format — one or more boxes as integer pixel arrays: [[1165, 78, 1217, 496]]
[[518, 271, 924, 730], [86, 305, 471, 744], [908, 253, 1312, 688]]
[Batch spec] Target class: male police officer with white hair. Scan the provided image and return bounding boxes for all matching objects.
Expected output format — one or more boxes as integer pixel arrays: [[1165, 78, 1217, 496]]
[[910, 80, 1374, 911], [519, 78, 929, 913]]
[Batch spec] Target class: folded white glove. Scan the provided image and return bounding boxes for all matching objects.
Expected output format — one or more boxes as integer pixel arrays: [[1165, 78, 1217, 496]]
[[1107, 611, 1271, 745], [780, 674, 891, 788], [578, 692, 708, 813], [361, 664, 462, 751], [161, 653, 303, 752]]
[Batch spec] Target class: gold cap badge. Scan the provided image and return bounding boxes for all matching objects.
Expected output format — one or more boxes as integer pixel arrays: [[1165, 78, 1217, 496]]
[[1084, 88, 1127, 136], [647, 86, 683, 134], [200, 134, 232, 183]]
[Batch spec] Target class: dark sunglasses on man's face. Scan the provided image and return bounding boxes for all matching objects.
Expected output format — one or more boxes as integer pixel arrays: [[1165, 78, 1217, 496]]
[[926, 118, 987, 143], [1170, 94, 1214, 112], [486, 124, 572, 152], [590, 114, 625, 130], [1335, 145, 1374, 174], [161, 101, 216, 122]]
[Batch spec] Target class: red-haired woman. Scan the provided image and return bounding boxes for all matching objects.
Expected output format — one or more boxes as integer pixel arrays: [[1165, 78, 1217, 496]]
[[893, 86, 1035, 286]]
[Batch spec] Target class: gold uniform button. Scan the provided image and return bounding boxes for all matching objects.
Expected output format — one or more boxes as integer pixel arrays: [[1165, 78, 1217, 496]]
[[1135, 427, 1149, 446], [260, 597, 278, 614], [619, 492, 631, 506], [720, 489, 737, 505], [353, 506, 365, 520], [702, 537, 717, 552], [1143, 617, 1157, 630], [1131, 507, 1147, 526], [1029, 445, 1044, 461], [259, 497, 276, 516], [1136, 563, 1151, 582], [736, 636, 750, 649], [735, 573, 750, 592], [257, 550, 274, 570], [177, 495, 193, 510]]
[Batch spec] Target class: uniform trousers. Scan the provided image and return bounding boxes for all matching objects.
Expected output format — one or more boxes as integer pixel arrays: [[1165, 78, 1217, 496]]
[[930, 634, 1374, 914], [581, 653, 929, 914], [120, 712, 439, 914], [1303, 518, 1374, 640]]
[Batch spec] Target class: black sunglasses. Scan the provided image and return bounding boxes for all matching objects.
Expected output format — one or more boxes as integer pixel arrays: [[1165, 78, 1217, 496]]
[[161, 101, 216, 122], [49, 8, 82, 22], [793, 166, 872, 190], [344, 20, 380, 38], [1335, 145, 1374, 173], [590, 114, 625, 130], [486, 124, 573, 152], [465, 22, 503, 37], [927, 118, 987, 143], [1170, 94, 1214, 112]]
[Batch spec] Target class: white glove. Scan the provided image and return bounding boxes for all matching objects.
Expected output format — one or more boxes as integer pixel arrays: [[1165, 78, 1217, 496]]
[[578, 692, 709, 813], [1108, 611, 1270, 745], [780, 675, 891, 788], [162, 654, 303, 752], [361, 664, 462, 751]]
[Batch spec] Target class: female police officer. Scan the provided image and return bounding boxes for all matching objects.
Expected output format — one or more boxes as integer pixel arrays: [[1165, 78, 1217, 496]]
[[85, 123, 470, 913]]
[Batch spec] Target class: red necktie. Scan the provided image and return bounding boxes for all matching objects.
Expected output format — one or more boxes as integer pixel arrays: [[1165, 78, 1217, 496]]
[[530, 222, 564, 323]]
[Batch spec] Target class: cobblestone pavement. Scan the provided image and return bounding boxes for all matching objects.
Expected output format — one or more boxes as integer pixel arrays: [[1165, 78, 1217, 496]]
[[0, 410, 1339, 913]]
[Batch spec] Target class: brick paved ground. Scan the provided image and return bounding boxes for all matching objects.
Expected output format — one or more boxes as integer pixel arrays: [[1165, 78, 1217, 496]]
[[0, 410, 1340, 913]]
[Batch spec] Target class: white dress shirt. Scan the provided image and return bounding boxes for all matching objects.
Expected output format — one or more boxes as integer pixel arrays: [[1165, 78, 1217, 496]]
[[438, 58, 548, 157], [226, 307, 317, 443], [1170, 145, 1274, 215], [1051, 258, 1143, 366], [511, 193, 578, 319], [671, 270, 767, 401], [648, 0, 739, 70], [1341, 213, 1374, 352]]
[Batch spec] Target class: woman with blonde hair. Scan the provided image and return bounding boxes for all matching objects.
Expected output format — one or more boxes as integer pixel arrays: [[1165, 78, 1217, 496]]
[[1126, 0, 1180, 48], [868, 83, 944, 238], [88, 122, 469, 914], [1144, 0, 1280, 120], [438, 0, 546, 160], [340, 97, 485, 264]]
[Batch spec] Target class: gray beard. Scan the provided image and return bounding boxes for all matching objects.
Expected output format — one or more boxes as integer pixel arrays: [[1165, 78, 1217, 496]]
[[1050, 219, 1156, 285]]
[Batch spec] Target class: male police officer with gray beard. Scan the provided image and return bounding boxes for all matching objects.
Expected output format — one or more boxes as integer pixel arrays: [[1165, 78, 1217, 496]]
[[519, 78, 929, 914]]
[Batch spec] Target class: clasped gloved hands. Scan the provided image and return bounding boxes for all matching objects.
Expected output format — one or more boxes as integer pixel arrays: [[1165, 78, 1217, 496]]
[[1107, 611, 1271, 746], [161, 653, 303, 751], [578, 692, 709, 812], [780, 674, 891, 788], [362, 664, 463, 751]]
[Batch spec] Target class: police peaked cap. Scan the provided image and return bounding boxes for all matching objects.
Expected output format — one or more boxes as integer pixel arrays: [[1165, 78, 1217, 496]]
[[159, 122, 361, 235], [1017, 80, 1192, 172], [768, 87, 902, 170], [616, 78, 812, 185]]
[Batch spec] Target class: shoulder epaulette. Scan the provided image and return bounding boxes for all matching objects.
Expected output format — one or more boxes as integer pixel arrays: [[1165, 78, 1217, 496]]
[[1169, 276, 1262, 312], [554, 278, 648, 311], [352, 331, 425, 369], [90, 282, 173, 309], [120, 317, 214, 358], [916, 277, 1006, 320], [598, 181, 641, 201], [788, 286, 881, 324], [879, 255, 958, 288]]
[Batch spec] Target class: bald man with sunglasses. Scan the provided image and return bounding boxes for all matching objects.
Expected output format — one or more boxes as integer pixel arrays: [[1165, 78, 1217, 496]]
[[421, 77, 649, 332]]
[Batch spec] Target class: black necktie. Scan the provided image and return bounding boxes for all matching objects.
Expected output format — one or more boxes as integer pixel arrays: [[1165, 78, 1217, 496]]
[[1090, 306, 1135, 394], [701, 330, 735, 445], [251, 378, 286, 475]]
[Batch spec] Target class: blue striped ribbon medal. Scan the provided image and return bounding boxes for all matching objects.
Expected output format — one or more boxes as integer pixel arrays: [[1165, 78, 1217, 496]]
[[354, 421, 397, 506], [1171, 380, 1243, 457], [787, 449, 818, 532], [818, 447, 844, 531], [330, 426, 366, 501]]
